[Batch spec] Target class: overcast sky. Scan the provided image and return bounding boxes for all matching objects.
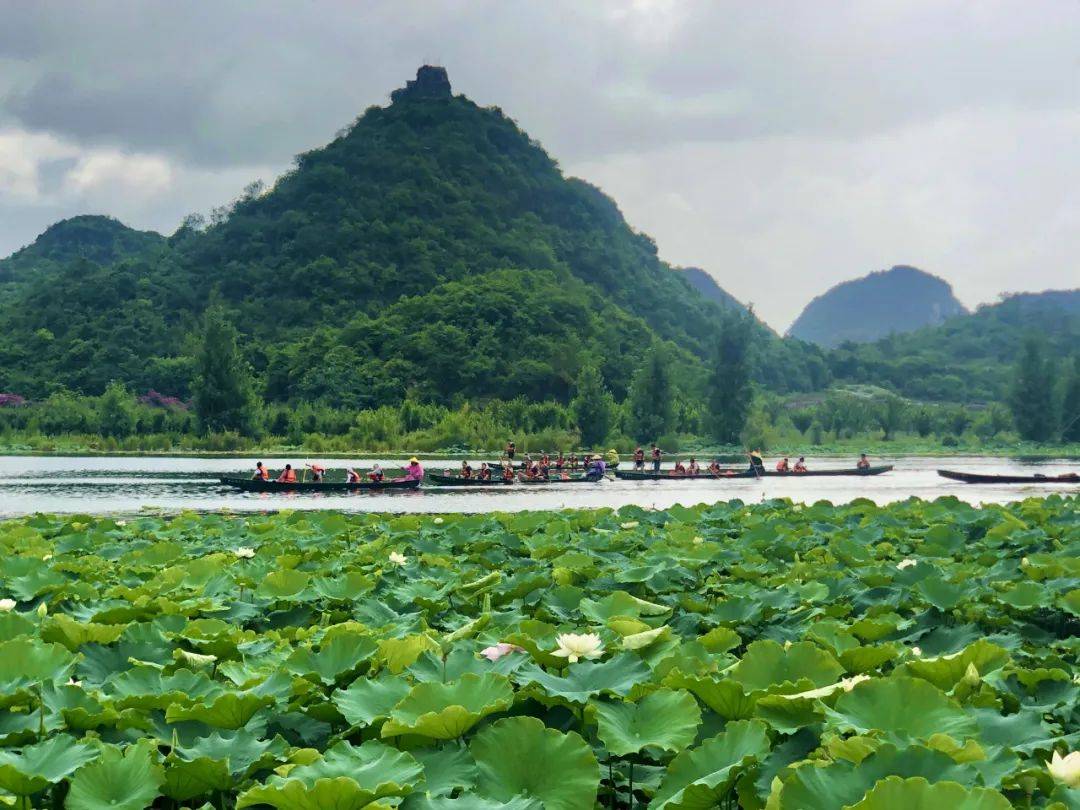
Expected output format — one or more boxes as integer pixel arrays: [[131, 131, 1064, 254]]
[[1, 1, 1077, 330]]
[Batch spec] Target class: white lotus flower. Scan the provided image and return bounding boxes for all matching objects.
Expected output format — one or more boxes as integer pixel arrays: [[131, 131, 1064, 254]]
[[480, 643, 524, 662], [116, 520, 127, 527], [693, 536, 704, 545], [1020, 557, 1030, 568], [42, 554, 53, 562], [896, 559, 917, 570], [910, 646, 922, 657], [1047, 750, 1080, 788], [234, 547, 256, 559], [67, 678, 82, 687], [389, 551, 408, 567], [433, 517, 444, 525], [552, 633, 604, 663], [620, 521, 639, 530], [0, 599, 15, 612]]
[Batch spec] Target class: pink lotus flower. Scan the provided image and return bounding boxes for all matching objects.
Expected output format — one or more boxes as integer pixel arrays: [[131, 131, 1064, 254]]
[[480, 643, 524, 661]]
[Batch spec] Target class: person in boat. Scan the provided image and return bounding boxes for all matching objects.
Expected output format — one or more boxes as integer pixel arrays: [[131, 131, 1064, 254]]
[[585, 455, 606, 481], [306, 463, 326, 482], [461, 461, 473, 480], [687, 457, 700, 475], [369, 463, 385, 482], [569, 452, 579, 470], [346, 468, 362, 484], [541, 453, 550, 469], [253, 461, 269, 480], [277, 464, 297, 483], [506, 441, 516, 461], [538, 459, 550, 480], [651, 444, 662, 472], [605, 448, 619, 466], [502, 463, 515, 482], [776, 457, 790, 473], [672, 459, 687, 476], [857, 453, 871, 470], [478, 463, 492, 481], [525, 461, 540, 481], [555, 452, 565, 472], [633, 447, 645, 470], [707, 459, 722, 475], [396, 457, 423, 482], [794, 457, 808, 473], [747, 450, 765, 474]]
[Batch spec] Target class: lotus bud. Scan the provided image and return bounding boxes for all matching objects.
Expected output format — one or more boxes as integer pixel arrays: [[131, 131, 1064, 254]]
[[692, 536, 704, 545], [910, 646, 922, 657], [962, 662, 980, 686], [896, 558, 917, 570], [433, 517, 444, 525], [620, 521, 639, 530], [1020, 557, 1029, 568], [783, 640, 793, 650], [1047, 750, 1080, 788], [37, 602, 47, 618]]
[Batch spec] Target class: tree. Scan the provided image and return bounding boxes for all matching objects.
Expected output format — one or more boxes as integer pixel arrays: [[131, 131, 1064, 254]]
[[570, 365, 616, 447], [873, 394, 907, 441], [705, 312, 754, 445], [973, 403, 1011, 441], [1009, 336, 1056, 442], [910, 406, 935, 438], [97, 381, 136, 438], [192, 306, 259, 435], [1061, 355, 1080, 442], [625, 343, 675, 442]]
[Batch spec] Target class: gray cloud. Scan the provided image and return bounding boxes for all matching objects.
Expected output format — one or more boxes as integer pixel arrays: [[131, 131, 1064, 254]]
[[1, 0, 1078, 327]]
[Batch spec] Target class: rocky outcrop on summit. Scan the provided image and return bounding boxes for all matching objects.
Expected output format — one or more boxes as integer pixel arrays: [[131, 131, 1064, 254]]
[[390, 65, 452, 102]]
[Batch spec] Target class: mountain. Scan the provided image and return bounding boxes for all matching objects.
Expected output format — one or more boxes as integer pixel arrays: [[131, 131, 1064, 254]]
[[828, 289, 1080, 401], [787, 265, 967, 348], [0, 215, 164, 290], [0, 66, 824, 403], [676, 267, 745, 312]]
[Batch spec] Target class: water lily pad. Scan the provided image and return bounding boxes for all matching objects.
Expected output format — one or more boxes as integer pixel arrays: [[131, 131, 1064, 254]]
[[471, 717, 597, 810]]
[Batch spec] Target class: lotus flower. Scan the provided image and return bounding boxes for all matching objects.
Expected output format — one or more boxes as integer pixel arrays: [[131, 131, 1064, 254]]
[[910, 646, 922, 657], [67, 678, 82, 687], [552, 633, 604, 663], [433, 517, 444, 525], [896, 559, 917, 570], [620, 521, 639, 530], [0, 599, 15, 612], [389, 551, 408, 566], [1021, 557, 1030, 568], [234, 547, 256, 559], [480, 643, 524, 661], [1047, 750, 1080, 788]]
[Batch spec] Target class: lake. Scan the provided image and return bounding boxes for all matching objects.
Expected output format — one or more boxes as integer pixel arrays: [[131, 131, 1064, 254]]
[[0, 454, 1075, 516]]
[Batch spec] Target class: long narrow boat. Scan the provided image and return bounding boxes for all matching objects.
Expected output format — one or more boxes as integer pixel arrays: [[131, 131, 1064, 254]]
[[220, 477, 421, 492], [427, 473, 513, 487], [480, 460, 620, 470], [614, 465, 894, 481], [937, 469, 1079, 485], [517, 474, 605, 485]]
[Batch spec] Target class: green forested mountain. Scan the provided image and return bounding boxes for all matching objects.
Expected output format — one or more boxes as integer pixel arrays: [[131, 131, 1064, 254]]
[[788, 265, 967, 348], [0, 66, 825, 405], [677, 267, 745, 312], [827, 289, 1080, 401]]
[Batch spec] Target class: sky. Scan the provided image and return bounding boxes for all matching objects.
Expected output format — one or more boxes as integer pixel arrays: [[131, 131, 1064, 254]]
[[0, 1, 1078, 331]]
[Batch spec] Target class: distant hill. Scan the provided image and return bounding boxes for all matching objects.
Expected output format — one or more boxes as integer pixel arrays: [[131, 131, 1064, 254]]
[[676, 267, 745, 312], [787, 265, 967, 348], [828, 289, 1080, 401], [0, 215, 164, 288], [0, 66, 823, 402]]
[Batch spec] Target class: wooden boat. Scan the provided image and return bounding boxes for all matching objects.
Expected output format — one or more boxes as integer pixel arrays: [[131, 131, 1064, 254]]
[[937, 469, 1079, 485], [614, 465, 894, 481], [481, 460, 619, 471], [517, 474, 605, 485], [220, 476, 421, 493], [427, 472, 513, 487]]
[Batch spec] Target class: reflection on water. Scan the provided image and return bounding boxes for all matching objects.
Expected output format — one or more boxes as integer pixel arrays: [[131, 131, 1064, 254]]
[[0, 455, 1075, 516]]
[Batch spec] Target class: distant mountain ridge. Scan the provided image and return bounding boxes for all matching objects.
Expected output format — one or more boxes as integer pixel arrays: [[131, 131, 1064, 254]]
[[676, 267, 746, 313], [787, 265, 967, 348]]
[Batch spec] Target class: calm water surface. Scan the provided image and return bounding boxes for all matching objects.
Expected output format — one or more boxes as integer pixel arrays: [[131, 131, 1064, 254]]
[[0, 455, 1076, 516]]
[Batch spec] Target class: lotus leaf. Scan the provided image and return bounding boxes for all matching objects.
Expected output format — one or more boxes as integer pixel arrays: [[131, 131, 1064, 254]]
[[730, 640, 843, 692], [381, 673, 514, 740], [0, 735, 98, 796], [410, 746, 477, 798], [594, 689, 701, 756], [514, 654, 650, 705], [845, 775, 1012, 809], [333, 673, 411, 728], [829, 677, 978, 743], [66, 741, 164, 810], [165, 692, 274, 729], [471, 717, 597, 810]]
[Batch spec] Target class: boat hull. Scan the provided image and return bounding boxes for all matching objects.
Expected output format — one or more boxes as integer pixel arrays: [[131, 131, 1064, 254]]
[[614, 465, 894, 480], [220, 477, 421, 492], [937, 469, 1079, 485], [427, 473, 513, 486]]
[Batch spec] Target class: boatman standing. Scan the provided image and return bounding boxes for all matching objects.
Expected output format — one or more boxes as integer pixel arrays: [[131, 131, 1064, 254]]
[[633, 447, 645, 470], [747, 450, 765, 474], [651, 444, 662, 472]]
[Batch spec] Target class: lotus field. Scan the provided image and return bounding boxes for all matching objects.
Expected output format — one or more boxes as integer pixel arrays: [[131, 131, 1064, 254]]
[[0, 496, 1077, 809]]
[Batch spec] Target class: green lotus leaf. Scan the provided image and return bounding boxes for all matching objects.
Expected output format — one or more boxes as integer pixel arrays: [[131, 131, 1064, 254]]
[[163, 756, 232, 802], [578, 591, 670, 623], [0, 735, 98, 796], [0, 612, 35, 642], [973, 707, 1062, 755], [621, 625, 670, 650], [165, 692, 275, 729], [754, 693, 825, 734], [996, 581, 1050, 610], [838, 644, 899, 674], [662, 671, 757, 720], [378, 635, 441, 675], [471, 717, 598, 810], [895, 640, 1010, 691], [651, 719, 772, 809], [845, 776, 1012, 809], [4, 560, 66, 601], [175, 730, 289, 776], [41, 615, 126, 651], [237, 776, 400, 810], [285, 632, 379, 685], [776, 744, 976, 810], [410, 746, 477, 798], [513, 654, 651, 705], [255, 569, 311, 600], [406, 795, 542, 810], [66, 741, 164, 810], [408, 648, 524, 683], [828, 677, 977, 744], [382, 673, 514, 740], [915, 576, 969, 612], [594, 689, 700, 756], [731, 640, 843, 692], [921, 524, 965, 556], [107, 667, 224, 711], [1062, 589, 1080, 617], [310, 572, 374, 601], [0, 639, 78, 698], [333, 673, 412, 728]]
